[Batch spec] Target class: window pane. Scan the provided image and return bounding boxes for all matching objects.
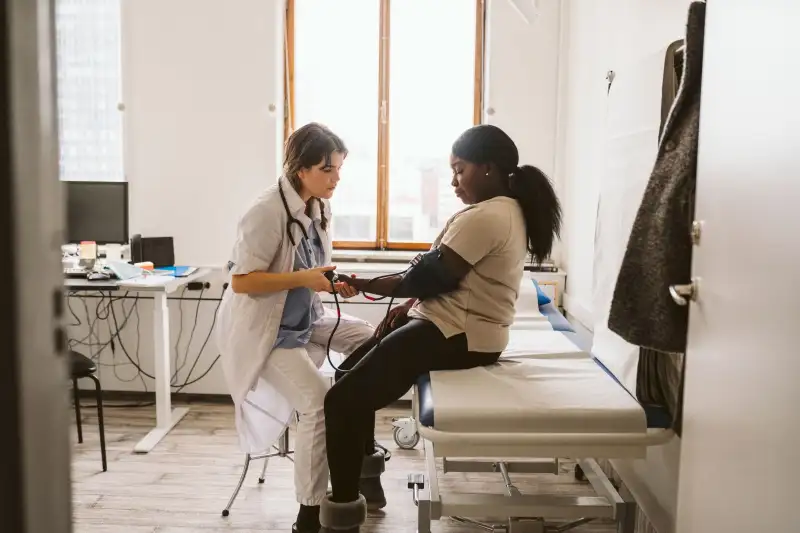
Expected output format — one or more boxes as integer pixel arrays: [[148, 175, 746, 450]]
[[294, 0, 380, 242], [388, 0, 476, 243], [55, 0, 124, 182]]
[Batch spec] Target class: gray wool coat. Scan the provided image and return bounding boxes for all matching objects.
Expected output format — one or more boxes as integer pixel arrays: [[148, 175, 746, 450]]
[[607, 1, 706, 434]]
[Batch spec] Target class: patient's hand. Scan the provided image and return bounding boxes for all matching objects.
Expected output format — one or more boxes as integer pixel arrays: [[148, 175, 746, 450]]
[[376, 299, 415, 338], [334, 281, 359, 299]]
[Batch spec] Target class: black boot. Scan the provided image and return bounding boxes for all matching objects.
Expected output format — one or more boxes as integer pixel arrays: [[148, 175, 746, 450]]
[[358, 449, 386, 510], [292, 504, 320, 533], [319, 494, 367, 533]]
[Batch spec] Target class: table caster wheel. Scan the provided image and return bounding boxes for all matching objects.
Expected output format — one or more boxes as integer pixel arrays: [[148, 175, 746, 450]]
[[222, 509, 230, 517], [575, 464, 587, 482], [393, 425, 420, 450]]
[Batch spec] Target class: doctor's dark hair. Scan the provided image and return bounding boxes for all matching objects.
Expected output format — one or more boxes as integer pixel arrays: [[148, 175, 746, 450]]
[[452, 124, 562, 265], [283, 122, 348, 230]]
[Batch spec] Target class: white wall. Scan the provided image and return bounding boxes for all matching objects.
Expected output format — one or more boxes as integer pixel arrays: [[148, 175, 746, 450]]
[[73, 0, 563, 396], [556, 1, 693, 532], [122, 0, 286, 268], [485, 0, 561, 188], [485, 0, 562, 260]]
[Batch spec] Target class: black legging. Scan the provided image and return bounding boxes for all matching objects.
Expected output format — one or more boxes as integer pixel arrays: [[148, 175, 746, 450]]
[[325, 318, 500, 503]]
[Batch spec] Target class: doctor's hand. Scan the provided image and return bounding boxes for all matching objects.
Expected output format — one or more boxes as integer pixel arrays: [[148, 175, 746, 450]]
[[297, 265, 337, 293]]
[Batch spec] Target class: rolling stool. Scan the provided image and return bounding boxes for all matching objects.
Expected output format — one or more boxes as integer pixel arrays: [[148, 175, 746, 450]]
[[70, 350, 107, 472], [222, 427, 293, 517]]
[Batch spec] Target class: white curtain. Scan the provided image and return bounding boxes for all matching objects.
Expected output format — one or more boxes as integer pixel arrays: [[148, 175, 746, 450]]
[[591, 48, 668, 392], [507, 0, 540, 24]]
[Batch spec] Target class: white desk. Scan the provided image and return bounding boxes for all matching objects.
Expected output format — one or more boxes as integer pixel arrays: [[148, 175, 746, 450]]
[[64, 268, 211, 453]]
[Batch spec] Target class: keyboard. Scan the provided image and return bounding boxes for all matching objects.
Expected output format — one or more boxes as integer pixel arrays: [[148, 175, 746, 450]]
[[63, 267, 88, 278]]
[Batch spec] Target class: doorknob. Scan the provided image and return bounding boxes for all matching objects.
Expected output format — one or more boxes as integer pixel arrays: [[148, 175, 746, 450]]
[[669, 279, 698, 306]]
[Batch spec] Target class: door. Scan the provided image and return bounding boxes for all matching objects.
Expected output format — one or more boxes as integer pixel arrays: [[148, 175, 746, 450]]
[[676, 2, 799, 532], [1, 0, 72, 531]]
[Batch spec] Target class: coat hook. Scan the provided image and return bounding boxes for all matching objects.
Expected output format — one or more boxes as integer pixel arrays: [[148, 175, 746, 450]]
[[606, 70, 615, 93]]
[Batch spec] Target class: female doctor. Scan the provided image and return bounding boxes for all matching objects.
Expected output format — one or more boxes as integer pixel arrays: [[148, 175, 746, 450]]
[[216, 123, 375, 533]]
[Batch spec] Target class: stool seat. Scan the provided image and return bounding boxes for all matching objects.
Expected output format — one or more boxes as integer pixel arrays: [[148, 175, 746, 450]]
[[69, 350, 97, 377]]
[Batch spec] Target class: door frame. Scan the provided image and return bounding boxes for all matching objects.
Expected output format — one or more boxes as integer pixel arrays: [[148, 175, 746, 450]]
[[1, 0, 72, 531]]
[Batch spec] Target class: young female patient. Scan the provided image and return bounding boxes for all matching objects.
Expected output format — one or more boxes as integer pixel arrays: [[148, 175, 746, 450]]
[[317, 124, 563, 532]]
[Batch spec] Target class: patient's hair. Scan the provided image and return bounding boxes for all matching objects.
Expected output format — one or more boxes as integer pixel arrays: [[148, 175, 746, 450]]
[[283, 122, 348, 230], [452, 124, 562, 265]]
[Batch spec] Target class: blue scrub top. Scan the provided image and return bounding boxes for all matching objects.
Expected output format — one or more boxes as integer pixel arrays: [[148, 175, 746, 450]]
[[273, 223, 325, 349]]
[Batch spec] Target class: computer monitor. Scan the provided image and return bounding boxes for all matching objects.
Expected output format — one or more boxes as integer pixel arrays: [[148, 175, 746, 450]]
[[65, 181, 129, 244]]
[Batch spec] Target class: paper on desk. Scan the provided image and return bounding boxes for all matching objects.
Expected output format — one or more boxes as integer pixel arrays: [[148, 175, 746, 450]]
[[119, 275, 175, 287]]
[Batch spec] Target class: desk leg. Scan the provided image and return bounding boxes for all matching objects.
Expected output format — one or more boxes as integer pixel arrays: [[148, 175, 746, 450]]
[[134, 292, 189, 453]]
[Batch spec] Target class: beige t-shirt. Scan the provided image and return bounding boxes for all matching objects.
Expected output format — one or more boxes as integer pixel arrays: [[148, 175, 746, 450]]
[[407, 196, 527, 353]]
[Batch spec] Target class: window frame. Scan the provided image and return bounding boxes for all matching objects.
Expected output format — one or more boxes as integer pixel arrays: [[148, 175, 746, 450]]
[[284, 0, 486, 251]]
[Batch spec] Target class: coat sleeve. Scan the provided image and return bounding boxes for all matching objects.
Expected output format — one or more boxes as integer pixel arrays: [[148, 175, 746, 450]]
[[229, 201, 284, 275]]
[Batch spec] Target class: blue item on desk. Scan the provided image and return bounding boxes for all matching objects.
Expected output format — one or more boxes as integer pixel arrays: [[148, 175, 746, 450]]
[[152, 266, 197, 278]]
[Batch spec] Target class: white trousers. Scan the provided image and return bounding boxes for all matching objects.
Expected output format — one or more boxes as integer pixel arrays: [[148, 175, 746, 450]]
[[260, 308, 374, 506]]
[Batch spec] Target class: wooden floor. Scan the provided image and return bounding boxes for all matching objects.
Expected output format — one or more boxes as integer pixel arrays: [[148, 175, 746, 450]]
[[71, 401, 618, 533]]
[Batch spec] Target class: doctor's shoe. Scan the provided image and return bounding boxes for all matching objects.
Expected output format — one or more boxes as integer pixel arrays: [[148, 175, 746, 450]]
[[292, 504, 320, 533], [319, 494, 367, 533], [359, 449, 386, 510]]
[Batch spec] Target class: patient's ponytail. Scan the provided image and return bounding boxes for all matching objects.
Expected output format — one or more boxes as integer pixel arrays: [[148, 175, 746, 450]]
[[509, 165, 561, 265]]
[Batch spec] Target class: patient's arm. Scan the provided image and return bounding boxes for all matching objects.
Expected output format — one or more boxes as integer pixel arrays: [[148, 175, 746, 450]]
[[339, 245, 470, 298]]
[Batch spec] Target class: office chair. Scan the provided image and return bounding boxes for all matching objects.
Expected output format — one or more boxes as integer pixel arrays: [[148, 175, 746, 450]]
[[70, 350, 107, 472]]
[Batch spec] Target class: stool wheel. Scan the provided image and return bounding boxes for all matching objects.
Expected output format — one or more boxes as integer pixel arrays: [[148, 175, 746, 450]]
[[222, 509, 230, 517], [574, 464, 587, 482]]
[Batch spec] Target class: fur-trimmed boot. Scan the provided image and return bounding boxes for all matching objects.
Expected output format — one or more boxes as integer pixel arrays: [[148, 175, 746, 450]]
[[359, 450, 386, 510], [319, 494, 367, 533]]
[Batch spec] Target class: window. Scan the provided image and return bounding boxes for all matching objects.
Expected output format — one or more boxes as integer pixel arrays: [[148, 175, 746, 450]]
[[55, 0, 124, 182], [287, 0, 484, 249]]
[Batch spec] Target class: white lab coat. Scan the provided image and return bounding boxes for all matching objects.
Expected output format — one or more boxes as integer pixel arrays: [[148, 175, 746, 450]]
[[216, 175, 335, 455]]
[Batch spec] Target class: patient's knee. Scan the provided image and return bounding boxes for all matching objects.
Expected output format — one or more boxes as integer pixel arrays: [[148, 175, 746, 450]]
[[324, 384, 355, 421]]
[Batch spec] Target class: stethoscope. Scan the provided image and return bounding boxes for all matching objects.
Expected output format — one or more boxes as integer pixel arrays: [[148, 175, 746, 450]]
[[279, 179, 310, 247], [278, 179, 398, 377]]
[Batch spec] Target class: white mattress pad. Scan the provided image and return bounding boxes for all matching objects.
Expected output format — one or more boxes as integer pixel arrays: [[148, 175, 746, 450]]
[[426, 357, 647, 434], [511, 277, 550, 330], [501, 329, 585, 359]]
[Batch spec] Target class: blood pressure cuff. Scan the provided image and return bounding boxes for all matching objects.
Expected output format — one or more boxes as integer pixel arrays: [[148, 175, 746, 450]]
[[395, 248, 461, 300]]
